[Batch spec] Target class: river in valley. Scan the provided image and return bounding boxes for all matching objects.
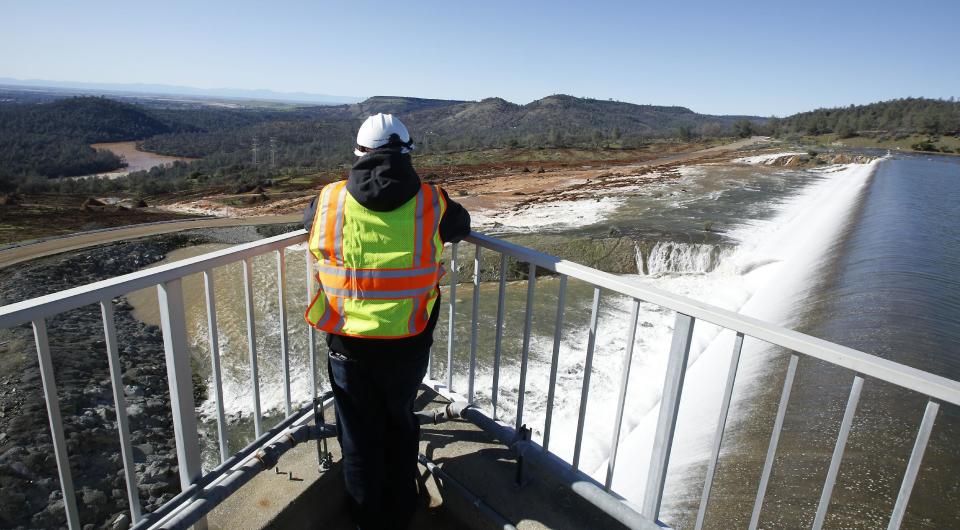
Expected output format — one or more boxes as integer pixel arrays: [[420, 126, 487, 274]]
[[72, 141, 194, 179], [127, 152, 959, 528]]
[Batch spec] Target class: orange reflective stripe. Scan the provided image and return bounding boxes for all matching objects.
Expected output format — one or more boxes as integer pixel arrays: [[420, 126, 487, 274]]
[[419, 184, 437, 268], [309, 184, 332, 261], [322, 181, 347, 265], [316, 266, 441, 297]]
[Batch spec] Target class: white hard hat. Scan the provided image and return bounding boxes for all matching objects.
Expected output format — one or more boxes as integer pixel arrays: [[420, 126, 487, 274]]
[[354, 113, 415, 157]]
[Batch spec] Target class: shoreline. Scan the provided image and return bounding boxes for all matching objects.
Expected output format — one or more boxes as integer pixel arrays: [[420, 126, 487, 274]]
[[71, 141, 197, 180]]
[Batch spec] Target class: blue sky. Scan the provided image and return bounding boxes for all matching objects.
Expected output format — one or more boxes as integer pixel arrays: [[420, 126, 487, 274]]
[[3, 0, 958, 116]]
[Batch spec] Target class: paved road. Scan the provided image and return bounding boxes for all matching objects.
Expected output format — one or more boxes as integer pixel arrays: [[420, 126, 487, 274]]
[[0, 214, 300, 269]]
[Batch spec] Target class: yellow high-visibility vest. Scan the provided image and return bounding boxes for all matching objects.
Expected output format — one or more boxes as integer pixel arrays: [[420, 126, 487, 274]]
[[304, 180, 447, 338]]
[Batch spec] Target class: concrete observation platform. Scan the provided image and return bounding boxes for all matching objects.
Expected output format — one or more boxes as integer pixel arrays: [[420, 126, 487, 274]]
[[207, 388, 632, 530]]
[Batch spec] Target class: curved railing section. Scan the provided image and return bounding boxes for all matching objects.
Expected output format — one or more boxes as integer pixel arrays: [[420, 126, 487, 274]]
[[0, 229, 957, 530]]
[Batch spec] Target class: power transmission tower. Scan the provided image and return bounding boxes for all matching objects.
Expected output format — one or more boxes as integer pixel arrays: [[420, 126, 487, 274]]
[[269, 136, 277, 169], [252, 136, 259, 166]]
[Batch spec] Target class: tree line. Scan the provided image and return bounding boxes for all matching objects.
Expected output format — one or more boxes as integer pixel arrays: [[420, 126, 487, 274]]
[[769, 97, 960, 138]]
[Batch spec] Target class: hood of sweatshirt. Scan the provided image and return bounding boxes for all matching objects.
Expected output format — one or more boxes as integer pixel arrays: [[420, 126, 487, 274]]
[[346, 147, 421, 212]]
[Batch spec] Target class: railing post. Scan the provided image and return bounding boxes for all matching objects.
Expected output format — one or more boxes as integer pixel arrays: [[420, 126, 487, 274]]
[[812, 374, 864, 530], [242, 257, 263, 436], [276, 249, 292, 417], [305, 248, 317, 401], [572, 286, 601, 470], [202, 270, 230, 464], [542, 275, 568, 451], [491, 253, 508, 419], [32, 318, 81, 530], [468, 244, 481, 402], [101, 300, 143, 522], [749, 353, 800, 530], [447, 242, 459, 391], [605, 298, 640, 489], [642, 312, 695, 520], [157, 279, 206, 528], [695, 332, 745, 530], [515, 262, 538, 431], [887, 399, 940, 530]]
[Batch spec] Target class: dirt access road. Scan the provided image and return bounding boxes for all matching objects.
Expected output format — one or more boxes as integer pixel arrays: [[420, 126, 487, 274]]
[[0, 137, 770, 270], [0, 215, 300, 269]]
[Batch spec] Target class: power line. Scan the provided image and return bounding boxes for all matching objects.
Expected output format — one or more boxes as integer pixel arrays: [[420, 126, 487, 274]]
[[269, 136, 277, 169]]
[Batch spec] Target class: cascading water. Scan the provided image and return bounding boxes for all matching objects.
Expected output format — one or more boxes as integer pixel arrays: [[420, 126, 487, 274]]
[[127, 245, 326, 469], [441, 158, 884, 528], [637, 241, 732, 276]]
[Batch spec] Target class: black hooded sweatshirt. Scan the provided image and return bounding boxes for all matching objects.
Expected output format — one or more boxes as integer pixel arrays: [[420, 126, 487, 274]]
[[302, 147, 471, 359]]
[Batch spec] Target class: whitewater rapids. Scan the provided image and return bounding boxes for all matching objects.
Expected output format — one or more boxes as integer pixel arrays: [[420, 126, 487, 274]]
[[475, 158, 882, 523]]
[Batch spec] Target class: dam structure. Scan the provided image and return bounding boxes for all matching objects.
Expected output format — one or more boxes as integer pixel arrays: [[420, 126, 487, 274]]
[[0, 227, 958, 530]]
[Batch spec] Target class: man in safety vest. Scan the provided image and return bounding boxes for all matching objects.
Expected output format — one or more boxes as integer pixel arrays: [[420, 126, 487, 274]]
[[303, 113, 470, 529]]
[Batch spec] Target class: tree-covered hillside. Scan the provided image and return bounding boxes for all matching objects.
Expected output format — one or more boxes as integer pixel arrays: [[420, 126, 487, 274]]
[[0, 97, 179, 179], [140, 94, 764, 164], [772, 98, 960, 138]]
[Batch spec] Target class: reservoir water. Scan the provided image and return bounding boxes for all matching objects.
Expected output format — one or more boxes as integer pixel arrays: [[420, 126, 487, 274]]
[[128, 153, 959, 528]]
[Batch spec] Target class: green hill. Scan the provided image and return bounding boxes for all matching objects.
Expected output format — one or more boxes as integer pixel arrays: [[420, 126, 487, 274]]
[[772, 97, 960, 138], [0, 96, 177, 143], [0, 97, 182, 180]]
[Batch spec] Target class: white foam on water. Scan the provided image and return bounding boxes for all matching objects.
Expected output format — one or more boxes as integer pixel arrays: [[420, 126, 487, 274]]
[[188, 247, 321, 426], [471, 196, 625, 233], [474, 159, 882, 523], [610, 160, 881, 520], [733, 152, 805, 165]]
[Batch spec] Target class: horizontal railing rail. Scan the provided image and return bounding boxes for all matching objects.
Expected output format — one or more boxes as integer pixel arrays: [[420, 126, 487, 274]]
[[436, 232, 959, 529], [465, 233, 960, 407], [1, 229, 314, 530], [0, 228, 957, 529], [0, 230, 308, 330]]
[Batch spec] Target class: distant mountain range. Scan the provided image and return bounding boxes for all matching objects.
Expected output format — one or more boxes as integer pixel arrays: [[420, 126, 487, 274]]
[[0, 77, 362, 105], [331, 95, 763, 142]]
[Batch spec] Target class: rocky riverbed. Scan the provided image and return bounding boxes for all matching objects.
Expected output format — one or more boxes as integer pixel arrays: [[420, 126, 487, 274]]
[[0, 224, 295, 530]]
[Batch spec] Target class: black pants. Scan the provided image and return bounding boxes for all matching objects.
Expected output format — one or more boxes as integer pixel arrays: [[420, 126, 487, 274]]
[[327, 347, 429, 529]]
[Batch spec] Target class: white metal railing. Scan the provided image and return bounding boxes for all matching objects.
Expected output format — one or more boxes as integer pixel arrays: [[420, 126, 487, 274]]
[[435, 233, 960, 530], [1, 229, 958, 529], [0, 229, 314, 529]]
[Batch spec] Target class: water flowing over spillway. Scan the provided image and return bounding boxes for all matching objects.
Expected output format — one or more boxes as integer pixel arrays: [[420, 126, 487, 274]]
[[639, 241, 730, 276], [126, 156, 886, 520]]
